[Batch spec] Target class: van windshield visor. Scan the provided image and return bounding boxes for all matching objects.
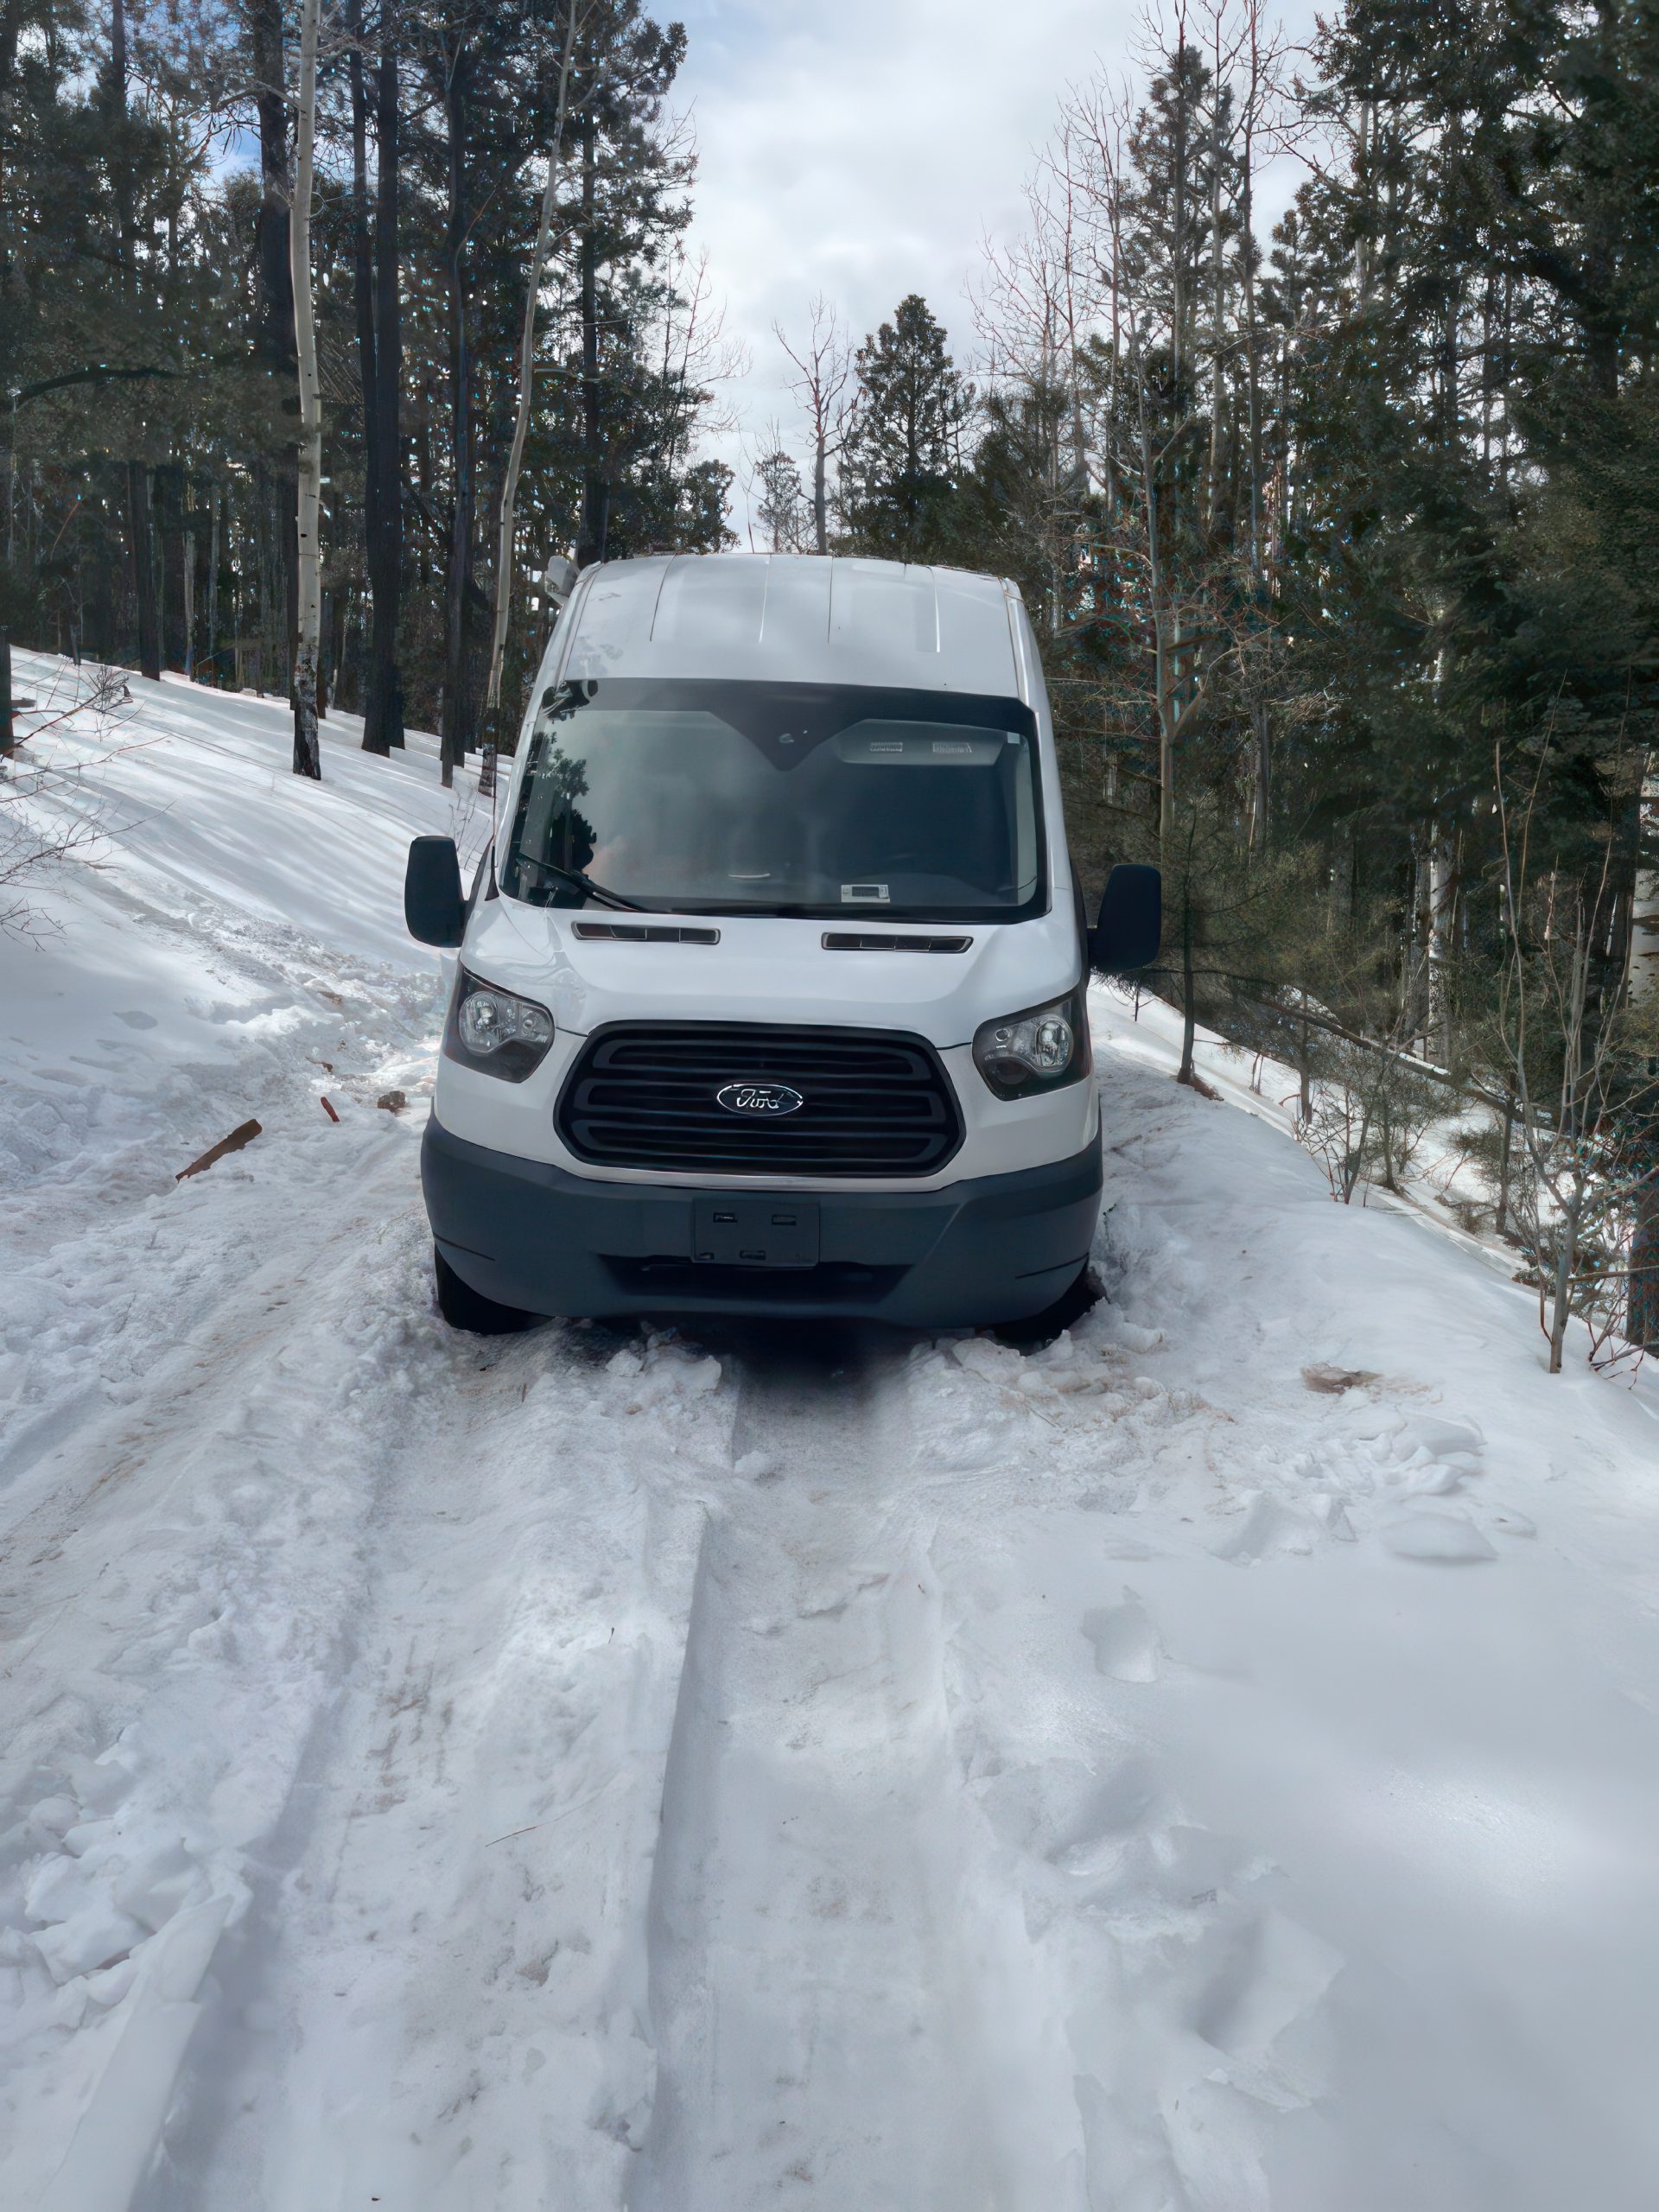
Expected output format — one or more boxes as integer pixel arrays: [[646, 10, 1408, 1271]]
[[501, 678, 1045, 922]]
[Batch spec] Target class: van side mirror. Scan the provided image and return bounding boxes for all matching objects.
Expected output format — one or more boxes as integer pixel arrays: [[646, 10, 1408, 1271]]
[[405, 836, 466, 948], [1090, 862, 1162, 972]]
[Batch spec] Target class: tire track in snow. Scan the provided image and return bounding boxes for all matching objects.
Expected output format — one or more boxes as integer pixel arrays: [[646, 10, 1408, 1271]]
[[0, 1166, 445, 2212], [150, 1320, 724, 2212], [631, 1328, 1078, 2212]]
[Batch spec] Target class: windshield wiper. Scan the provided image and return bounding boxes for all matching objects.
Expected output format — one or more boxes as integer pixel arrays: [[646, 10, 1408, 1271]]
[[519, 856, 641, 912]]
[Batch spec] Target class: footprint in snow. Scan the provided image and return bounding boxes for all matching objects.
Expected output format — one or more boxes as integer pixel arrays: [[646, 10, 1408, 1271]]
[[1312, 1404, 1488, 1514], [976, 1751, 1162, 1864], [1210, 1491, 1316, 1564], [1082, 1592, 1161, 1681], [1187, 1904, 1344, 2093]]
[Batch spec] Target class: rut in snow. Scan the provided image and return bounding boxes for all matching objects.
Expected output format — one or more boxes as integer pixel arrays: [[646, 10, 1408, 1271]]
[[632, 1328, 1063, 2212]]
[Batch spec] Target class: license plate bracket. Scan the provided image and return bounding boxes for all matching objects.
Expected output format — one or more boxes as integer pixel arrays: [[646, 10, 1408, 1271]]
[[693, 1196, 821, 1268]]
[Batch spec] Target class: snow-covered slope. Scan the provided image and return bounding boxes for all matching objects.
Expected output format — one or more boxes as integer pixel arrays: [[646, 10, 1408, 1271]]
[[3, 659, 1659, 2210]]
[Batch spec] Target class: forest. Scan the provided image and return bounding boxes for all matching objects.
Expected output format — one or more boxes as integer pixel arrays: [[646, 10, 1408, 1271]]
[[2, 0, 1656, 1359]]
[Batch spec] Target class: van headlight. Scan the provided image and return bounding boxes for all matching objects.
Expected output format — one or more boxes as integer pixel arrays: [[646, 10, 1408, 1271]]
[[972, 988, 1090, 1099], [443, 968, 555, 1082]]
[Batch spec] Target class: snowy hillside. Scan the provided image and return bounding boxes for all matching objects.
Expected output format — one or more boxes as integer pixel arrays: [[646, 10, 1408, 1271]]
[[4, 659, 1659, 2210]]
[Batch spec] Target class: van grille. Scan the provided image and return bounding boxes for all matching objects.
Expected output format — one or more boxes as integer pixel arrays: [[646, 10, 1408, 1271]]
[[557, 1023, 963, 1177]]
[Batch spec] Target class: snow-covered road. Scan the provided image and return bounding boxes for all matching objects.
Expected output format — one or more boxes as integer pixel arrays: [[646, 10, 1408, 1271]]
[[6, 661, 1659, 2209]]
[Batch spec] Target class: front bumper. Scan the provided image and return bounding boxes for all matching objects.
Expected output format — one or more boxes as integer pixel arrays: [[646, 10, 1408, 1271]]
[[423, 1117, 1102, 1326]]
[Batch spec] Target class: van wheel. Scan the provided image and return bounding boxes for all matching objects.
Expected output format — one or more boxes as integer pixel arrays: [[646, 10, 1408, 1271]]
[[434, 1247, 543, 1335], [991, 1264, 1102, 1351]]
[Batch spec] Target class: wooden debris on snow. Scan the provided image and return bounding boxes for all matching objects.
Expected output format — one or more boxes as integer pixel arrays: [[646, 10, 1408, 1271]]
[[176, 1119, 262, 1182]]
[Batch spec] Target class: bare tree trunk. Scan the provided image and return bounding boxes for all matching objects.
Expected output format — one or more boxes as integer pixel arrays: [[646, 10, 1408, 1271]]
[[576, 113, 609, 568], [105, 0, 162, 686], [1134, 364, 1175, 854], [1170, 16, 1189, 389], [250, 0, 298, 701], [1178, 878, 1198, 1085], [126, 460, 160, 679], [486, 0, 579, 719], [182, 499, 195, 676], [348, 0, 386, 752], [1155, 608, 1175, 852], [206, 480, 219, 678], [1548, 1187, 1581, 1374], [1409, 844, 1432, 1049], [367, 17, 404, 748], [1242, 3, 1267, 580], [1495, 1084, 1516, 1240], [1251, 698, 1269, 851], [289, 0, 323, 780], [812, 435, 828, 554], [1206, 67, 1227, 537], [157, 460, 187, 670], [440, 36, 474, 789], [777, 296, 849, 556], [1427, 819, 1457, 1064], [1629, 765, 1659, 1346]]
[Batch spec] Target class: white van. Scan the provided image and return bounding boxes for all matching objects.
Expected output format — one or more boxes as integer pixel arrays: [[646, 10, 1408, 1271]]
[[404, 553, 1160, 1332]]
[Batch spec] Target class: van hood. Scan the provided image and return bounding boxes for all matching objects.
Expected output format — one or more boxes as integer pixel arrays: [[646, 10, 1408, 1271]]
[[460, 896, 1080, 1051]]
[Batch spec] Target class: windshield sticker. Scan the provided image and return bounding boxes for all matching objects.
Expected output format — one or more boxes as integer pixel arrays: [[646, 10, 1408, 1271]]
[[841, 883, 891, 903]]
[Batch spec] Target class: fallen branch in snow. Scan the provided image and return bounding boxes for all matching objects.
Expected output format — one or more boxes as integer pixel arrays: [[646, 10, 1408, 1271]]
[[176, 1120, 262, 1181]]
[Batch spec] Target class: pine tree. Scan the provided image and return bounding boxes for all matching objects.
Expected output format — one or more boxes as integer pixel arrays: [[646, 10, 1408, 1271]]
[[840, 296, 975, 562]]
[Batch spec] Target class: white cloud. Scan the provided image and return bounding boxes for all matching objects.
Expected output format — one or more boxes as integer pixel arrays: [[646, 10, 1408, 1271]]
[[672, 0, 1136, 533]]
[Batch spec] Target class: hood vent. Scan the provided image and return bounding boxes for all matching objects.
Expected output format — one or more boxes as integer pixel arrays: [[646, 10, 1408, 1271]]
[[572, 921, 721, 944], [821, 931, 972, 954]]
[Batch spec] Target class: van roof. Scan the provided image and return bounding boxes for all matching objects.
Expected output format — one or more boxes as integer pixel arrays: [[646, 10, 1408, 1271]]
[[559, 553, 1025, 698]]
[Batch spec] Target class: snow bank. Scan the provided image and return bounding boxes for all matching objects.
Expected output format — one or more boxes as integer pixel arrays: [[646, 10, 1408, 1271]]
[[900, 987, 1659, 2208]]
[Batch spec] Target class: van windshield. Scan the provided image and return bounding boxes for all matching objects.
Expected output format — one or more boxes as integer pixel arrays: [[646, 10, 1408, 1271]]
[[501, 678, 1045, 922]]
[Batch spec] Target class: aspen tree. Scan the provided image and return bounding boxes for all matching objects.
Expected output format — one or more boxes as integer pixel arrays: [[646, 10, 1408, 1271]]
[[289, 0, 323, 779]]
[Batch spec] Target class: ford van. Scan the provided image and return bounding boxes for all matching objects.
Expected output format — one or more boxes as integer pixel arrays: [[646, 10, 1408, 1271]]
[[404, 553, 1160, 1332]]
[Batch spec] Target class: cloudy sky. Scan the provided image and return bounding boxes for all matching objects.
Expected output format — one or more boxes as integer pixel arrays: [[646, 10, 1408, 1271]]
[[671, 0, 1138, 532], [669, 0, 1317, 534]]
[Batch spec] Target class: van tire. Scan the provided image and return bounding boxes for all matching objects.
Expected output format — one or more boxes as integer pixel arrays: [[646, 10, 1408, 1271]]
[[434, 1247, 543, 1335], [990, 1263, 1102, 1351]]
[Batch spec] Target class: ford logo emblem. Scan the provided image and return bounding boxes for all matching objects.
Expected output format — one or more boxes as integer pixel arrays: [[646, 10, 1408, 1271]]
[[716, 1082, 804, 1116]]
